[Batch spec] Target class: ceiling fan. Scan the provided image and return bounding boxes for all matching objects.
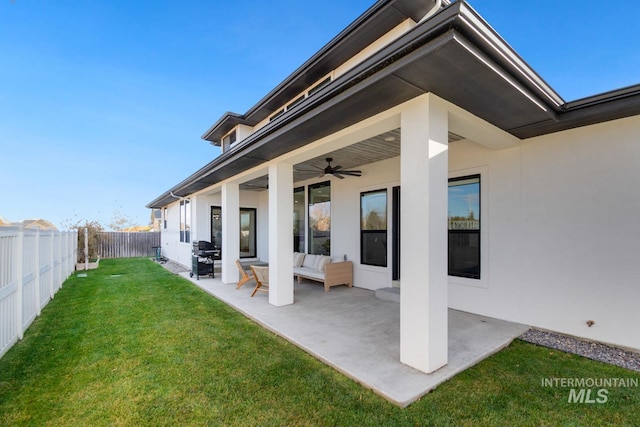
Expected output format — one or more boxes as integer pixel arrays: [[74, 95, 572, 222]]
[[315, 157, 361, 179]]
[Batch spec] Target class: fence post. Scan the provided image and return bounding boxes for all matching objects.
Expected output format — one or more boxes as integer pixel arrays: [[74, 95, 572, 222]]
[[34, 228, 41, 316], [16, 225, 24, 340], [83, 227, 88, 270], [49, 230, 54, 299], [55, 231, 61, 290]]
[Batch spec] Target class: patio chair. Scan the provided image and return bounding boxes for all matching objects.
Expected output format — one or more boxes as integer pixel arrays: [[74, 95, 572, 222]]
[[250, 265, 269, 297], [235, 259, 255, 289]]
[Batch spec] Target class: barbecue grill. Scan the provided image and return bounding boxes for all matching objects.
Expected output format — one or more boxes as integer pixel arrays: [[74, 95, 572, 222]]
[[190, 241, 219, 279]]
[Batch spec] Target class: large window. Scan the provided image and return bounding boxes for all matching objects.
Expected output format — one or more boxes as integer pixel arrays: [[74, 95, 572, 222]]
[[210, 206, 257, 259], [180, 199, 191, 243], [293, 187, 305, 252], [448, 175, 480, 279], [239, 208, 257, 258], [163, 208, 167, 229], [308, 181, 331, 255], [361, 190, 388, 267], [211, 207, 222, 260], [222, 130, 236, 152]]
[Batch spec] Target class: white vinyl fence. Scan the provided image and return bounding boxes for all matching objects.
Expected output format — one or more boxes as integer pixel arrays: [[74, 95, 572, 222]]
[[0, 225, 77, 359]]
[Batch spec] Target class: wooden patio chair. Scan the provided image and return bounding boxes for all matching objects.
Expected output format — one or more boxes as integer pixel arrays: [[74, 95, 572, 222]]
[[235, 259, 255, 289], [250, 265, 269, 297]]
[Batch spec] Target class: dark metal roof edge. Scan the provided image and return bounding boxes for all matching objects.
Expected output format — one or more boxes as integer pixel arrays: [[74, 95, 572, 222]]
[[147, 9, 465, 209], [564, 84, 640, 110], [147, 1, 640, 208], [510, 86, 640, 139], [201, 112, 250, 143], [146, 161, 228, 209], [455, 1, 565, 109], [200, 0, 442, 145], [146, 3, 524, 208]]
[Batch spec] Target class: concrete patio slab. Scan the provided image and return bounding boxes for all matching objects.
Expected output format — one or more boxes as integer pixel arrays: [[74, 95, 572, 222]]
[[180, 272, 529, 407]]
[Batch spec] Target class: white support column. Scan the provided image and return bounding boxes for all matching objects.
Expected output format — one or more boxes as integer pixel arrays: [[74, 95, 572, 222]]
[[221, 182, 240, 284], [268, 162, 294, 306], [400, 94, 449, 373]]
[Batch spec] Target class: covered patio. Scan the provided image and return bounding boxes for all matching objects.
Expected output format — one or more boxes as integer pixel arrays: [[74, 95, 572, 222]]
[[179, 270, 528, 407]]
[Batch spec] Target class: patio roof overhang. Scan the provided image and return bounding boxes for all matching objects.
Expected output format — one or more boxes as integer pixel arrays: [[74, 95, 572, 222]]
[[147, 0, 640, 209], [201, 0, 441, 145]]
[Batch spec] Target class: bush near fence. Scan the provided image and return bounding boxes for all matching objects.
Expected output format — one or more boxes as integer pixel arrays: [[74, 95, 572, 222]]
[[0, 225, 77, 360], [96, 232, 161, 259]]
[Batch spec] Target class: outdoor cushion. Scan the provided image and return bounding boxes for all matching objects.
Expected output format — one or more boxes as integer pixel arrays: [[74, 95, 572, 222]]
[[316, 255, 331, 273], [293, 252, 305, 267], [295, 267, 324, 281], [302, 254, 318, 268]]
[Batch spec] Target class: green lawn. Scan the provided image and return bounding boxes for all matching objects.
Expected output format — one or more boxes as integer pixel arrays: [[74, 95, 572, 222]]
[[1, 258, 638, 426]]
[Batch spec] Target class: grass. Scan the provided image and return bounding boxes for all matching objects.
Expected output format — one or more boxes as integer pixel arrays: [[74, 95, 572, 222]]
[[0, 258, 638, 426]]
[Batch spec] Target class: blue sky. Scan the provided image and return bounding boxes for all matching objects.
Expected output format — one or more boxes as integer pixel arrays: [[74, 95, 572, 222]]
[[1, 0, 638, 230]]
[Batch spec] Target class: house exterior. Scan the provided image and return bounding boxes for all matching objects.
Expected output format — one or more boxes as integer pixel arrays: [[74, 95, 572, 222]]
[[148, 0, 640, 374]]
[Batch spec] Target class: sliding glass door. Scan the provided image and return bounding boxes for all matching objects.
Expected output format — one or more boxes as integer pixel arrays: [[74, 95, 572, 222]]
[[211, 206, 257, 260], [308, 181, 331, 255], [293, 187, 305, 253], [239, 208, 256, 258]]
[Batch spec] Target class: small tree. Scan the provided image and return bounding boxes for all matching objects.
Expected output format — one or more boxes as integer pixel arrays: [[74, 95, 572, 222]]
[[109, 210, 135, 231], [62, 219, 104, 262]]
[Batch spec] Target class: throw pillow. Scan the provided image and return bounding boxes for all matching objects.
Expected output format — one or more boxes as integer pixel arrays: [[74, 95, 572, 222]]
[[316, 255, 331, 273], [302, 254, 317, 268]]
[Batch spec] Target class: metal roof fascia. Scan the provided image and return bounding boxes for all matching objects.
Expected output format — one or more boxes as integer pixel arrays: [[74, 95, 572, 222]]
[[200, 0, 441, 145]]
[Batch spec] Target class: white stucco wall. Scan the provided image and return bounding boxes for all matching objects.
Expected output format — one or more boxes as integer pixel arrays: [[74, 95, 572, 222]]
[[448, 115, 640, 350], [160, 190, 269, 269], [159, 200, 190, 267], [289, 156, 400, 290], [159, 103, 640, 350]]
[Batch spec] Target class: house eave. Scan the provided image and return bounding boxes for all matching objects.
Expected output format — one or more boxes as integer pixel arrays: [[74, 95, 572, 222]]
[[201, 112, 252, 146], [201, 0, 440, 145], [147, 0, 640, 209]]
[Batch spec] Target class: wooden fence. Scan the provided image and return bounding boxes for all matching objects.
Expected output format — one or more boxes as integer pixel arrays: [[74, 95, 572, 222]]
[[0, 225, 77, 360], [97, 232, 161, 259]]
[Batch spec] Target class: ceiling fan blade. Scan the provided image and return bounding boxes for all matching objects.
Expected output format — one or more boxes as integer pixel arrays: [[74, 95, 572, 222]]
[[333, 173, 345, 179], [333, 165, 343, 171], [340, 170, 362, 176]]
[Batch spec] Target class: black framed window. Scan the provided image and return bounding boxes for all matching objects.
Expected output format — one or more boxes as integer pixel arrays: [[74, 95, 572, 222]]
[[222, 130, 236, 152], [308, 181, 331, 255], [210, 206, 256, 259], [163, 207, 167, 229], [448, 175, 480, 279], [211, 207, 222, 260], [239, 208, 257, 258], [361, 189, 387, 267], [293, 187, 305, 252], [308, 76, 331, 96], [180, 199, 191, 243]]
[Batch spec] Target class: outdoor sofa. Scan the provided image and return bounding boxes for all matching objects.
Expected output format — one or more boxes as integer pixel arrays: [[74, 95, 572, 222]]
[[293, 252, 353, 292]]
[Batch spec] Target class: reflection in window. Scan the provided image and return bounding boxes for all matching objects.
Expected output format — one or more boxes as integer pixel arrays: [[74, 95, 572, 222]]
[[222, 130, 236, 152], [211, 207, 222, 260], [163, 207, 167, 229], [308, 181, 331, 255], [180, 199, 191, 243], [210, 206, 256, 259], [240, 208, 256, 258], [361, 190, 387, 267], [293, 187, 305, 252], [448, 175, 480, 279]]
